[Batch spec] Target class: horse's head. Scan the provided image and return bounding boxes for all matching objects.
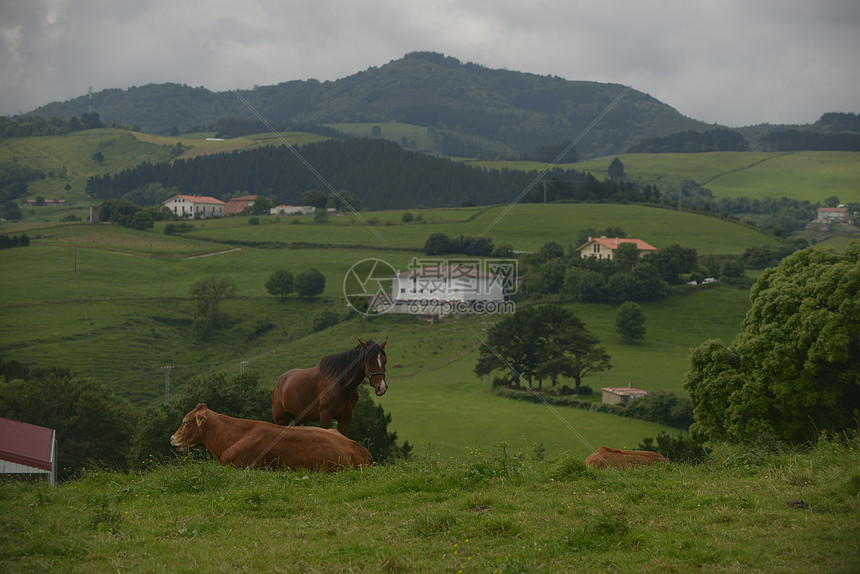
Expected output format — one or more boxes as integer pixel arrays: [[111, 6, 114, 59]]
[[358, 337, 388, 396]]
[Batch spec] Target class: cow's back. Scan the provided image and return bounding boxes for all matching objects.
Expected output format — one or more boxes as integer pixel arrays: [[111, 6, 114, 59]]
[[205, 413, 370, 471], [585, 446, 667, 469]]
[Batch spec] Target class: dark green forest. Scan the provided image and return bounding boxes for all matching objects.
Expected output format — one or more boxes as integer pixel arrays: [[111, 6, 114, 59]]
[[85, 139, 659, 210]]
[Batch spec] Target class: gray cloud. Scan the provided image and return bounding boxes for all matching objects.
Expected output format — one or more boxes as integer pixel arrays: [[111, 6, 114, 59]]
[[1, 0, 858, 126]]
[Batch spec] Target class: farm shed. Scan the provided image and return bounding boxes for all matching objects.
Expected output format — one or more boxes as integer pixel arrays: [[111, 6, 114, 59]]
[[0, 417, 57, 485], [601, 385, 650, 405]]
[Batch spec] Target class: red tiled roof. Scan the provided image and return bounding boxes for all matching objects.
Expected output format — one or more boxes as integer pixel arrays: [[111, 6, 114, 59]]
[[576, 237, 657, 252], [164, 194, 225, 205], [0, 418, 54, 471]]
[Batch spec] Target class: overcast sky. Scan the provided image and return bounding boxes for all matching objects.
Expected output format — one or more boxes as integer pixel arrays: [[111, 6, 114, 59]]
[[1, 0, 858, 126]]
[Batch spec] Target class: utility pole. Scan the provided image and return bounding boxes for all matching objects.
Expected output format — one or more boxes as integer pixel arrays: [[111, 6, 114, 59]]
[[161, 366, 174, 405], [240, 360, 248, 374], [480, 320, 496, 384]]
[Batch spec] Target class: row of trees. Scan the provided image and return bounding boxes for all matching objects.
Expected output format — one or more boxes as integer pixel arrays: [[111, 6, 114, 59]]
[[0, 112, 107, 138], [0, 233, 30, 249], [629, 128, 749, 153]]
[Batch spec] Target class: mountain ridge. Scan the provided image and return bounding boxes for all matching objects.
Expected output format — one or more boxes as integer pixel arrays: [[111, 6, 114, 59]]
[[20, 52, 855, 159]]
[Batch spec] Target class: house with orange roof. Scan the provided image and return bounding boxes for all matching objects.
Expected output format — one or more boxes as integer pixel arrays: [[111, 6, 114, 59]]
[[576, 236, 657, 261], [162, 194, 225, 218]]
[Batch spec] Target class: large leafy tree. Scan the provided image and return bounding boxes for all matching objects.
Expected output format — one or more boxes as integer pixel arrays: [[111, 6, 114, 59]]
[[294, 268, 326, 298], [475, 305, 610, 394], [265, 269, 294, 299], [646, 244, 698, 284], [190, 276, 237, 337], [615, 301, 646, 341], [684, 243, 860, 443]]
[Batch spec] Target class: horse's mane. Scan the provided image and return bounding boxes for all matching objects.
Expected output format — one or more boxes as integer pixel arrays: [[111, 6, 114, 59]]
[[318, 341, 386, 383]]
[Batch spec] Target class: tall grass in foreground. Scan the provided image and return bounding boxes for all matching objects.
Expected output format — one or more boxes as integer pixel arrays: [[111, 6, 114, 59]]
[[2, 434, 857, 573]]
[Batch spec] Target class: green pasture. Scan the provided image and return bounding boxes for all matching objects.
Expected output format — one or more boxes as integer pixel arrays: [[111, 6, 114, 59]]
[[2, 436, 858, 573], [184, 203, 782, 255], [491, 151, 860, 204], [0, 129, 175, 201], [326, 122, 437, 152], [133, 130, 330, 160]]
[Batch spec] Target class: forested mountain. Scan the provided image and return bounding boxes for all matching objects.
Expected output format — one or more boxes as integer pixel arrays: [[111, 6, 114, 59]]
[[24, 52, 710, 159]]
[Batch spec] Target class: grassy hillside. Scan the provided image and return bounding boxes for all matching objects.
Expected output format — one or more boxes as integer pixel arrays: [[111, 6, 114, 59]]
[[572, 151, 860, 203], [2, 435, 858, 573], [0, 201, 764, 459], [474, 151, 860, 204]]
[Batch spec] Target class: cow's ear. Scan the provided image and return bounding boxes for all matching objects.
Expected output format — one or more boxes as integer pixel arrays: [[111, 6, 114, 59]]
[[196, 414, 207, 427]]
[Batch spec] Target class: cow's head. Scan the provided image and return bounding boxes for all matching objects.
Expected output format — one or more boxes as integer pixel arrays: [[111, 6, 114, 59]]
[[170, 403, 209, 451]]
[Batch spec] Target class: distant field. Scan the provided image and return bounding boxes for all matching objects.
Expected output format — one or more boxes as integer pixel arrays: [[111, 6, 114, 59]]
[[480, 151, 860, 204], [183, 203, 782, 255], [326, 122, 436, 152], [132, 130, 330, 159]]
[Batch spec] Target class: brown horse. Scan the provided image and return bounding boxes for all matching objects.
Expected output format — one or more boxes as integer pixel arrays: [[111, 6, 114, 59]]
[[271, 338, 388, 434]]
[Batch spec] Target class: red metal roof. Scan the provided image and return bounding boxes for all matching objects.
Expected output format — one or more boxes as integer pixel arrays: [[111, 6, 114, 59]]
[[0, 417, 54, 471]]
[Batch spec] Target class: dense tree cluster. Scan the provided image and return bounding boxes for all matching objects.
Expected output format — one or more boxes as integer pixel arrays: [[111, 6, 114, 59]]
[[684, 243, 860, 443], [475, 305, 611, 394], [518, 237, 703, 304], [760, 129, 860, 152], [423, 233, 495, 256], [0, 233, 30, 249], [0, 359, 137, 479], [85, 139, 536, 209], [0, 112, 105, 138], [629, 128, 749, 153]]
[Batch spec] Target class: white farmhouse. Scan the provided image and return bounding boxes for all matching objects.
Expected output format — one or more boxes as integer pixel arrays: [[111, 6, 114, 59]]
[[381, 263, 514, 316], [162, 194, 225, 218]]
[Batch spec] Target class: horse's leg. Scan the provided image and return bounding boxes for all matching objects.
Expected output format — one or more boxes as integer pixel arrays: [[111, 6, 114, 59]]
[[335, 410, 352, 435], [319, 411, 333, 429]]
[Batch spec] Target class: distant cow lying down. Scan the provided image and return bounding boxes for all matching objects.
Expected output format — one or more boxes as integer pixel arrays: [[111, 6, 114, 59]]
[[585, 446, 668, 469], [170, 403, 372, 471]]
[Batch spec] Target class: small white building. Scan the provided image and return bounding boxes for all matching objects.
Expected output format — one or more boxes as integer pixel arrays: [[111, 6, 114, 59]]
[[270, 205, 316, 216], [162, 194, 225, 218], [601, 385, 650, 405], [382, 263, 513, 316]]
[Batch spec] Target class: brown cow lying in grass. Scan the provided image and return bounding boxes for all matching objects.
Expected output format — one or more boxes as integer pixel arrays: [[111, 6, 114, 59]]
[[170, 403, 372, 471], [585, 446, 668, 469]]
